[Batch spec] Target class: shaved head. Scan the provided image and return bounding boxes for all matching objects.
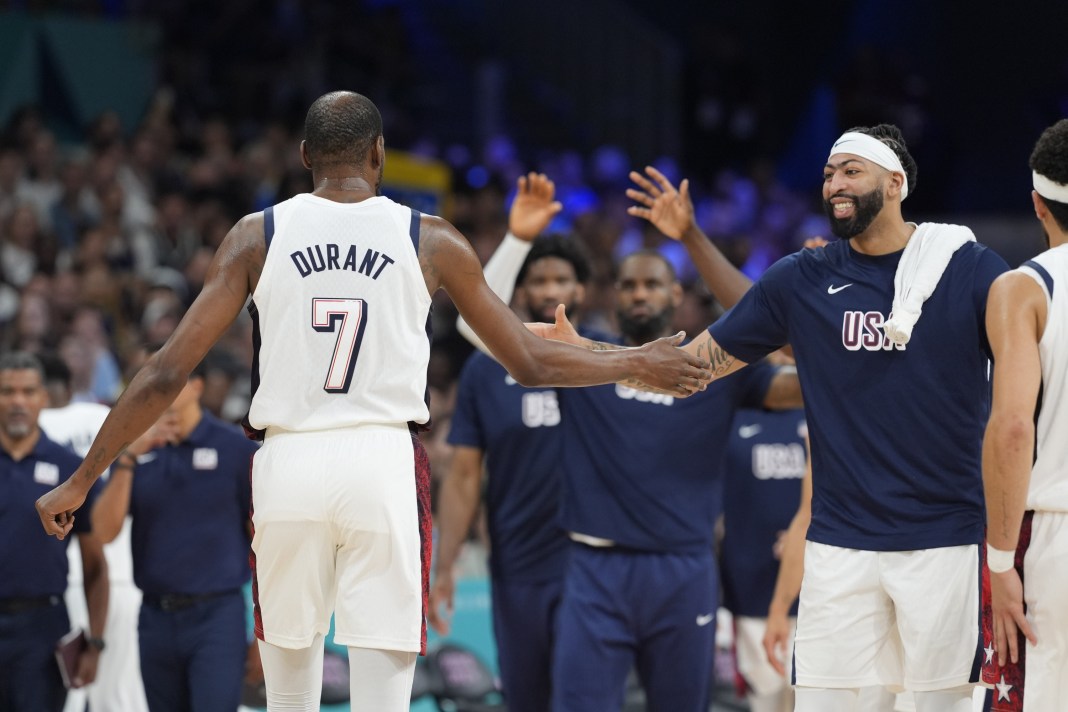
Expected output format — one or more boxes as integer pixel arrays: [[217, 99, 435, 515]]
[[304, 91, 383, 169]]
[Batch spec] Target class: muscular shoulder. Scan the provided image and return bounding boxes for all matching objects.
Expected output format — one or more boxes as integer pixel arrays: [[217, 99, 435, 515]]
[[417, 214, 479, 294], [217, 212, 268, 293]]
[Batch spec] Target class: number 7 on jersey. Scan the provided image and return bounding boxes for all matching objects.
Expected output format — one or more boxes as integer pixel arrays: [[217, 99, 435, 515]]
[[312, 298, 368, 393]]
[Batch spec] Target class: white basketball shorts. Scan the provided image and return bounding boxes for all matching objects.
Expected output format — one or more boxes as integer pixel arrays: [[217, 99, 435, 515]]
[[249, 423, 430, 653], [794, 541, 982, 692]]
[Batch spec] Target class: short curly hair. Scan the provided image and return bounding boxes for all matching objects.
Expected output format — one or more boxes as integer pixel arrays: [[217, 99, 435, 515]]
[[516, 233, 591, 286], [1030, 119, 1068, 231], [304, 91, 382, 169], [846, 123, 918, 199]]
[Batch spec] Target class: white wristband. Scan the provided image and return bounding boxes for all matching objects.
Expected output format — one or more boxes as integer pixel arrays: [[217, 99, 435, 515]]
[[986, 543, 1015, 574]]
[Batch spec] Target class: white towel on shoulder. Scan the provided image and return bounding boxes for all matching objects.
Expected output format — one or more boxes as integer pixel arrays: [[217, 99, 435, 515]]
[[883, 223, 975, 345]]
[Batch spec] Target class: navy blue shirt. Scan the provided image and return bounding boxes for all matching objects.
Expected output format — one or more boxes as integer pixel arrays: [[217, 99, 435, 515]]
[[720, 408, 806, 618], [559, 341, 776, 553], [448, 351, 568, 583], [129, 412, 258, 595], [709, 237, 1009, 551], [0, 432, 96, 597]]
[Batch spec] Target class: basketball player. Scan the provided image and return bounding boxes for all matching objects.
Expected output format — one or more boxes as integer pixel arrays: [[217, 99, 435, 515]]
[[466, 242, 803, 712], [32, 91, 710, 712], [555, 124, 1009, 712], [983, 117, 1068, 710]]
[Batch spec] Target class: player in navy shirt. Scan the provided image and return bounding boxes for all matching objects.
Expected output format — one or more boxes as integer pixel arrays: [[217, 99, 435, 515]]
[[525, 251, 803, 712], [0, 352, 107, 712], [431, 174, 589, 712], [616, 125, 1009, 712], [91, 356, 259, 712]]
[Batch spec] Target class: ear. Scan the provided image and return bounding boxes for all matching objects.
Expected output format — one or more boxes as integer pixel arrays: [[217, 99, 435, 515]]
[[371, 135, 385, 170], [299, 140, 312, 170], [1033, 190, 1048, 220], [670, 281, 684, 307], [887, 170, 906, 200]]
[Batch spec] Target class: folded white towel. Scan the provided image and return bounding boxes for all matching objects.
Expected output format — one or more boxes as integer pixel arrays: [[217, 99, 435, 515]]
[[883, 223, 976, 345]]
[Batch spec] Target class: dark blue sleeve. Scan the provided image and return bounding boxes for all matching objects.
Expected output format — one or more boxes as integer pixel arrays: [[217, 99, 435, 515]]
[[708, 254, 795, 364], [971, 245, 1010, 359], [446, 354, 486, 449]]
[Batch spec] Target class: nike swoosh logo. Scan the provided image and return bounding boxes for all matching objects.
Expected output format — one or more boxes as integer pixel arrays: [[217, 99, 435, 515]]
[[827, 283, 853, 294], [738, 425, 762, 439], [696, 614, 714, 627]]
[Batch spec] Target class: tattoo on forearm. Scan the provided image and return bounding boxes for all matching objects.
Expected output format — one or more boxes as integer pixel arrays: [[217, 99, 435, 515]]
[[709, 346, 736, 376], [695, 337, 736, 377]]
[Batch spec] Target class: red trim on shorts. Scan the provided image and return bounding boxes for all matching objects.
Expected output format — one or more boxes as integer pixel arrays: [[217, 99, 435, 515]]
[[981, 511, 1033, 712], [248, 451, 265, 642], [411, 430, 432, 656]]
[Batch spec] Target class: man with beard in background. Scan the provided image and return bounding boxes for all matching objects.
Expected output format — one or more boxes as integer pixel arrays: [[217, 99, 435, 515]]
[[460, 236, 804, 710]]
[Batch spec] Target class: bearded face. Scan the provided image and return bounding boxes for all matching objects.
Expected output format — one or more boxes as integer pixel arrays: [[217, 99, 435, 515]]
[[823, 182, 885, 240]]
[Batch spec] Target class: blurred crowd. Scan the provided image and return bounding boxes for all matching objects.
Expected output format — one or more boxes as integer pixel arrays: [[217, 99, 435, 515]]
[[0, 95, 831, 502]]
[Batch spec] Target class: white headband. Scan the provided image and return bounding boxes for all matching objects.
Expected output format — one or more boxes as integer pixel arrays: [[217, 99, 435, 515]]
[[828, 131, 909, 201], [1033, 171, 1068, 204]]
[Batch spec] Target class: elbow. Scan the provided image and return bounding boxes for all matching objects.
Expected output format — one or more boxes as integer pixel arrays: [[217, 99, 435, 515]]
[[503, 348, 556, 388], [988, 412, 1035, 452], [509, 362, 547, 388], [91, 519, 119, 545]]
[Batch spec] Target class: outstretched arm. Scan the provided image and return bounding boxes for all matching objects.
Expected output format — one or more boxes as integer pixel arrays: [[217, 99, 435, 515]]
[[457, 172, 562, 353], [763, 446, 812, 675], [36, 214, 265, 538], [528, 303, 747, 391], [626, 166, 753, 309], [983, 271, 1045, 664], [422, 215, 711, 393]]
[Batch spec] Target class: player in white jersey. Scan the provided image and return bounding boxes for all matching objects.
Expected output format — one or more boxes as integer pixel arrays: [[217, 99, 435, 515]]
[[984, 118, 1068, 711], [32, 90, 711, 712], [38, 354, 149, 712]]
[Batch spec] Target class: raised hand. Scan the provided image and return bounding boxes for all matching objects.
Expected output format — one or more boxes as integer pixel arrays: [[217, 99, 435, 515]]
[[626, 166, 695, 240], [510, 172, 563, 241]]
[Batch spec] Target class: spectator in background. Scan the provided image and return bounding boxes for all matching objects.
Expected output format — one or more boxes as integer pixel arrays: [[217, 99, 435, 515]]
[[0, 352, 108, 712]]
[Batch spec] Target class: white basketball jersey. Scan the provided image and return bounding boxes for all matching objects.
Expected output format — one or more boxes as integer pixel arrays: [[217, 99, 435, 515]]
[[247, 194, 432, 433], [1020, 244, 1068, 512]]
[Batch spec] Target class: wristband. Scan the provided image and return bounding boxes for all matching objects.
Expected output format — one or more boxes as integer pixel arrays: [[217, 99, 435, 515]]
[[86, 636, 106, 651], [986, 543, 1015, 573]]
